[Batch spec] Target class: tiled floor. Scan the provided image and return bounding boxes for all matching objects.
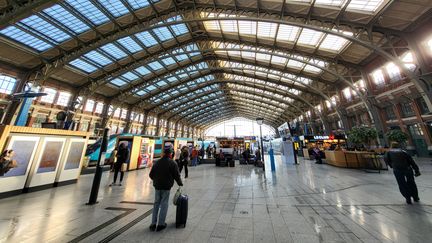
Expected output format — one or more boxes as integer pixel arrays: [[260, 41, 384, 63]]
[[1, 155, 432, 243]]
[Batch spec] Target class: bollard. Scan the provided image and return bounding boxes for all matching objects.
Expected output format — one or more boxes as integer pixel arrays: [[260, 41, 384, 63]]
[[269, 148, 276, 171], [87, 128, 109, 205]]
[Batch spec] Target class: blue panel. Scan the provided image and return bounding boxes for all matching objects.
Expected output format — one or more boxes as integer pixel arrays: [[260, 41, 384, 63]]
[[100, 43, 127, 59], [43, 5, 90, 34], [117, 36, 143, 53], [147, 61, 163, 71], [152, 27, 173, 41], [146, 85, 157, 91], [175, 54, 188, 61], [170, 23, 188, 36], [121, 71, 139, 81], [84, 50, 113, 66], [166, 76, 177, 83], [136, 90, 146, 96], [69, 59, 98, 72], [161, 57, 176, 66], [66, 0, 109, 25], [127, 0, 150, 9], [0, 26, 52, 51], [15, 97, 33, 126], [135, 66, 151, 75], [135, 31, 158, 47], [19, 15, 71, 43], [97, 0, 129, 17], [110, 78, 127, 86], [156, 80, 167, 86]]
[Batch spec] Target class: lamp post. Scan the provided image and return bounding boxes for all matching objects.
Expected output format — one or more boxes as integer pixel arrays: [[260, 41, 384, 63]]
[[256, 118, 265, 171]]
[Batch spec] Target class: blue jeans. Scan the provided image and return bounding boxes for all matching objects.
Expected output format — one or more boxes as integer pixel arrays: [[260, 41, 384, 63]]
[[152, 190, 170, 225], [192, 157, 198, 166]]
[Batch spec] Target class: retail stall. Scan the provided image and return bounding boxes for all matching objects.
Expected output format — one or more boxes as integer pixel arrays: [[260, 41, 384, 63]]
[[0, 125, 89, 197], [300, 135, 346, 159]]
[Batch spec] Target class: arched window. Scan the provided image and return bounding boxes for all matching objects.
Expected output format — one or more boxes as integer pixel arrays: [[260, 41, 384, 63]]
[[0, 75, 17, 94]]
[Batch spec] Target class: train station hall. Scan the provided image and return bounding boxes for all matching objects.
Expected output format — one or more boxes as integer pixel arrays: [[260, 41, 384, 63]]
[[1, 0, 432, 242]]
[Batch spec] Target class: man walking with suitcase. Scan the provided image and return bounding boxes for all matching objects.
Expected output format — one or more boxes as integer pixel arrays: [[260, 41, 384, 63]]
[[149, 148, 183, 232]]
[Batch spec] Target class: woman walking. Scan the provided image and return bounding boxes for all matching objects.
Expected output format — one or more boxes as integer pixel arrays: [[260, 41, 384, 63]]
[[110, 143, 129, 186]]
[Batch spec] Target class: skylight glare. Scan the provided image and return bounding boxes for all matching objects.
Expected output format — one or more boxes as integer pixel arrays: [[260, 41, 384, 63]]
[[297, 28, 324, 46]]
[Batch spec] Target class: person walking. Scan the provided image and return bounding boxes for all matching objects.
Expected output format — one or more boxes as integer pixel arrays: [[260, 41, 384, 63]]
[[313, 146, 322, 164], [191, 146, 199, 166], [384, 142, 421, 204], [179, 146, 189, 178], [110, 143, 129, 186], [149, 148, 183, 232], [174, 145, 182, 167]]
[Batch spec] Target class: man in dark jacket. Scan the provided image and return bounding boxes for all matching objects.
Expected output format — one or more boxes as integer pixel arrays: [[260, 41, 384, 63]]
[[384, 142, 421, 204], [149, 148, 183, 231]]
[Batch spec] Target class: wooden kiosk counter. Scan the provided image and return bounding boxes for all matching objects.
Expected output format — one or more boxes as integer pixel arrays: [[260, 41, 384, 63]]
[[324, 150, 378, 168], [0, 125, 89, 197]]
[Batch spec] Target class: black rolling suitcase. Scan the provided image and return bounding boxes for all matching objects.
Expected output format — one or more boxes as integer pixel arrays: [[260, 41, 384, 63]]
[[176, 194, 188, 228]]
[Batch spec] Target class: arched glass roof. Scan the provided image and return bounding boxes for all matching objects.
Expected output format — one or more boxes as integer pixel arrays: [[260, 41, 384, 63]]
[[0, 0, 428, 129]]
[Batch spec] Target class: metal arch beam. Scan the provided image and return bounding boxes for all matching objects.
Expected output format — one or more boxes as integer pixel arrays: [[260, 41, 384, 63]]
[[97, 47, 342, 97], [27, 3, 401, 73], [153, 70, 325, 114], [187, 102, 284, 125], [0, 0, 55, 28], [166, 93, 292, 121], [79, 37, 358, 91], [33, 8, 400, 87], [190, 108, 279, 128], [146, 80, 313, 115], [190, 108, 280, 129], [131, 57, 336, 106], [101, 16, 428, 114], [178, 99, 289, 125], [157, 88, 295, 121], [155, 83, 310, 124], [156, 88, 296, 122]]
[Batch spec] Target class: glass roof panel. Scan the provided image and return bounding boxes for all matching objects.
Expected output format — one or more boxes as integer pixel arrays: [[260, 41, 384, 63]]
[[121, 71, 139, 81], [84, 50, 112, 66], [346, 0, 385, 12], [153, 27, 174, 41], [110, 78, 127, 86], [257, 22, 277, 39], [135, 66, 151, 75], [127, 0, 150, 9], [69, 59, 98, 73], [148, 61, 163, 71], [97, 0, 129, 17], [0, 26, 52, 51], [297, 28, 324, 46], [43, 5, 90, 34], [66, 0, 109, 25], [315, 0, 345, 7], [117, 36, 143, 53], [238, 21, 256, 35], [135, 31, 158, 47], [100, 43, 127, 59], [162, 57, 176, 66], [19, 15, 71, 43], [276, 24, 300, 42]]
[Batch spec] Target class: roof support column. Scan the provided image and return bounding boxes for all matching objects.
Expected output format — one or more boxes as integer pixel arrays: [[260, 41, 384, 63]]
[[174, 121, 179, 138], [155, 115, 161, 137], [403, 35, 432, 112], [181, 124, 185, 137], [123, 107, 133, 134], [100, 101, 112, 129], [141, 111, 149, 135], [361, 70, 387, 146], [165, 119, 171, 137]]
